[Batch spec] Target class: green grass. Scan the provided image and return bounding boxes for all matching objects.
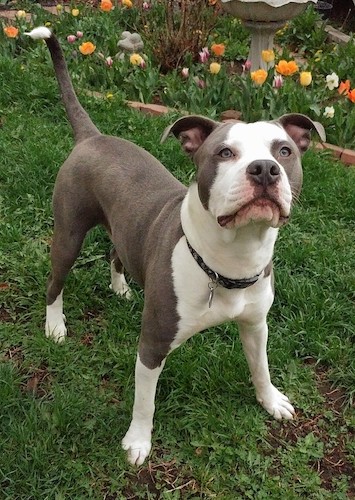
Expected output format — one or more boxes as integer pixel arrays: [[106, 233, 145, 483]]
[[1, 53, 355, 498]]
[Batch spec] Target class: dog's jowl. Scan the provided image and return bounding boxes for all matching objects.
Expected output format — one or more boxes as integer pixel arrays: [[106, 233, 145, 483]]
[[27, 27, 326, 466]]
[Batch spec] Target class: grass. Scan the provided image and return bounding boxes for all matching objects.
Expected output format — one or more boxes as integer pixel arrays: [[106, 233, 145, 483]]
[[1, 38, 355, 499]]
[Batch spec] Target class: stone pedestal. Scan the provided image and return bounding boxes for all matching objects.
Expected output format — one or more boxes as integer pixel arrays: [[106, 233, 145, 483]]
[[244, 20, 285, 70]]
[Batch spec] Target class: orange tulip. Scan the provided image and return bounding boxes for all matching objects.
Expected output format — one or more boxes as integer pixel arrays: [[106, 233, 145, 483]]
[[3, 26, 19, 38], [211, 43, 225, 57], [100, 0, 113, 11], [338, 80, 350, 96], [251, 69, 268, 86], [79, 41, 96, 55], [275, 59, 299, 76], [348, 89, 355, 103]]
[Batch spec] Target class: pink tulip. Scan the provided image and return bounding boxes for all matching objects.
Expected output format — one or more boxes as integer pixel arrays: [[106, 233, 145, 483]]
[[76, 31, 83, 39], [199, 47, 209, 64], [273, 75, 284, 89], [67, 35, 77, 44], [105, 56, 113, 67], [242, 60, 252, 72], [181, 67, 189, 78]]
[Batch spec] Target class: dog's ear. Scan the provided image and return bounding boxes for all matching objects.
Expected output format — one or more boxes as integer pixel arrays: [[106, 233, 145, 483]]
[[277, 113, 326, 153], [161, 115, 220, 156]]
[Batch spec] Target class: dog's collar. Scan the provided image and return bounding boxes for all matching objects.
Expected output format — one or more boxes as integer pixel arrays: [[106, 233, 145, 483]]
[[186, 239, 261, 290]]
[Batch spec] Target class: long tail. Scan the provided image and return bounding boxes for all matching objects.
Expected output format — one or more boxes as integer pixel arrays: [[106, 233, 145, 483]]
[[26, 27, 100, 144]]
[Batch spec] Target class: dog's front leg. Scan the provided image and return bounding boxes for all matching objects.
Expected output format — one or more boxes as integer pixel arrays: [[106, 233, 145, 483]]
[[238, 320, 295, 420], [122, 355, 165, 466]]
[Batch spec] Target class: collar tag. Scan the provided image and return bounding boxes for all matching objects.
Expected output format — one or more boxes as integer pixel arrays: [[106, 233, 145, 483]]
[[208, 273, 219, 308]]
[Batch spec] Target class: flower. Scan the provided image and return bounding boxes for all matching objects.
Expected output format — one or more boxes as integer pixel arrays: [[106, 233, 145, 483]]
[[122, 0, 133, 7], [300, 71, 312, 87], [338, 80, 350, 95], [71, 8, 80, 16], [100, 0, 113, 11], [130, 53, 143, 65], [211, 43, 225, 57], [325, 72, 339, 90], [314, 49, 322, 62], [142, 1, 151, 9], [242, 60, 252, 72], [251, 69, 268, 86], [273, 75, 284, 89], [209, 62, 221, 74], [199, 47, 209, 64], [56, 4, 63, 12], [16, 10, 27, 19], [348, 89, 355, 103], [181, 67, 189, 78], [261, 50, 274, 63], [67, 35, 77, 44], [194, 77, 205, 89], [3, 26, 19, 38], [323, 106, 335, 118], [105, 56, 113, 67], [76, 31, 83, 38], [79, 41, 96, 55], [275, 60, 299, 76], [106, 93, 114, 99]]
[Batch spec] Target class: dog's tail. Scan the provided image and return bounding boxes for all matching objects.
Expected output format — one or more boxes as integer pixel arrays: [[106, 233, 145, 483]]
[[25, 27, 100, 144]]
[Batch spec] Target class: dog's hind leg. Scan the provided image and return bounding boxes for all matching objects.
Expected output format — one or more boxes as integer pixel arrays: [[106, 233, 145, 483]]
[[109, 248, 132, 299], [46, 223, 88, 342]]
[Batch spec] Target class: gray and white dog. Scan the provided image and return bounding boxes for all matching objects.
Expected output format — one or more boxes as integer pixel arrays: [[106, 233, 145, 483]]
[[27, 27, 325, 465]]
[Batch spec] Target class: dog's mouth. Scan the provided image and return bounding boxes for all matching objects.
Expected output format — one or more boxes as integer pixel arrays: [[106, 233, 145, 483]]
[[217, 197, 289, 229]]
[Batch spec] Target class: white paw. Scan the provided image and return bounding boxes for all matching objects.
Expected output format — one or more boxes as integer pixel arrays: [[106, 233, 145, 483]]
[[122, 428, 152, 466], [257, 385, 295, 420], [109, 282, 132, 300], [110, 272, 132, 300], [45, 315, 67, 343]]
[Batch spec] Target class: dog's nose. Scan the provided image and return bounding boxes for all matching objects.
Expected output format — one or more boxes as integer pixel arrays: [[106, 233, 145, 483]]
[[246, 160, 281, 186]]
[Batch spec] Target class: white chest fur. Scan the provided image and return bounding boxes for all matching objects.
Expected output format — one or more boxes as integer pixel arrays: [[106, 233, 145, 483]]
[[170, 236, 274, 350]]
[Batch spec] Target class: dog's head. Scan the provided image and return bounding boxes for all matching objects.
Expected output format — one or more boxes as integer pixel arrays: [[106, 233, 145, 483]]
[[162, 114, 325, 229]]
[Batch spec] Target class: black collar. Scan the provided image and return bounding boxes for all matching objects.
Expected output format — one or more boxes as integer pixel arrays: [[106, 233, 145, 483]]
[[186, 239, 261, 290]]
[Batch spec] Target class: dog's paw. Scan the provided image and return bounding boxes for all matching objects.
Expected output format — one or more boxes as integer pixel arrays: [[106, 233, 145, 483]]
[[257, 385, 295, 420], [45, 315, 67, 343], [122, 428, 152, 466], [110, 273, 132, 300]]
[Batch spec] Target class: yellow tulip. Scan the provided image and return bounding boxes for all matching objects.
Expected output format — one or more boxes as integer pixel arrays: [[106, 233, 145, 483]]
[[300, 71, 312, 87], [261, 50, 274, 63], [209, 62, 221, 74], [130, 53, 143, 65]]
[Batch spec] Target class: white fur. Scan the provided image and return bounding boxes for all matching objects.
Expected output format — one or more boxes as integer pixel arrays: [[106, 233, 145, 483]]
[[25, 27, 51, 40], [208, 122, 293, 228], [122, 356, 165, 465], [109, 261, 132, 299], [45, 291, 67, 343]]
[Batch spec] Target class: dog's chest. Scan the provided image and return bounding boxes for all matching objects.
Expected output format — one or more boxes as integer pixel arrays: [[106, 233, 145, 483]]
[[170, 237, 272, 349]]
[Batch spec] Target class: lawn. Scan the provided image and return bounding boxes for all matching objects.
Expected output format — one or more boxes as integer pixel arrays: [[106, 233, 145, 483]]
[[1, 2, 355, 498]]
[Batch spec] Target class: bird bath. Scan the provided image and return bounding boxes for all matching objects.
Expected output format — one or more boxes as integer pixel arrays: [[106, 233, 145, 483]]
[[221, 0, 318, 70]]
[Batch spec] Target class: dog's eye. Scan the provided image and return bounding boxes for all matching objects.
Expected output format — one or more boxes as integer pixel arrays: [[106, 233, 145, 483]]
[[279, 146, 292, 157], [219, 148, 234, 159]]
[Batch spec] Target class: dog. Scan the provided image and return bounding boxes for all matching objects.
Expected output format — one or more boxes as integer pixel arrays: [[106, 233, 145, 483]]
[[26, 27, 325, 466]]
